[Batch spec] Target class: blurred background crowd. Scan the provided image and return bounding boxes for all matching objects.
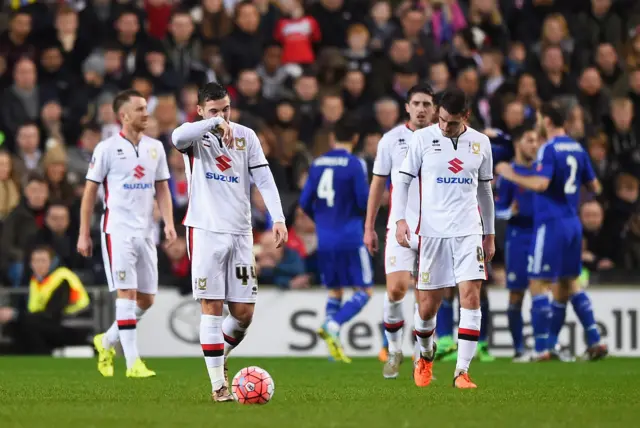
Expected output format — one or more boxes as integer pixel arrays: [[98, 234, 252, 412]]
[[0, 0, 639, 294]]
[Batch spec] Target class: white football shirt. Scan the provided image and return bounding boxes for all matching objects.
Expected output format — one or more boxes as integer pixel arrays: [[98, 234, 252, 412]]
[[373, 124, 420, 232], [180, 122, 269, 235], [86, 133, 170, 237], [397, 124, 493, 238]]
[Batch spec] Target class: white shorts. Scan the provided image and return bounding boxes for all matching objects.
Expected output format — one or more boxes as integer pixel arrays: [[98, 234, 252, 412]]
[[416, 235, 487, 290], [187, 227, 257, 303], [384, 229, 418, 275], [101, 233, 158, 294]]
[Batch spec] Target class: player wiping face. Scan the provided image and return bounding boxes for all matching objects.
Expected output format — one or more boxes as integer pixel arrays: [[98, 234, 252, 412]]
[[194, 96, 286, 248]]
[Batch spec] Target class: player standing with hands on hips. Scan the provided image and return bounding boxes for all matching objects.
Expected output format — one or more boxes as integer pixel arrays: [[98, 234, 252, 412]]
[[392, 89, 495, 389], [78, 89, 177, 378], [172, 83, 287, 402]]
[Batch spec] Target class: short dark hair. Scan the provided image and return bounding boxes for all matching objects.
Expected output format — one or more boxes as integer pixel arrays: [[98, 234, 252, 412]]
[[407, 83, 435, 103], [31, 244, 55, 259], [540, 101, 566, 127], [25, 171, 47, 186], [198, 82, 229, 105], [332, 116, 359, 144], [438, 88, 469, 116], [112, 89, 144, 114], [511, 121, 537, 143]]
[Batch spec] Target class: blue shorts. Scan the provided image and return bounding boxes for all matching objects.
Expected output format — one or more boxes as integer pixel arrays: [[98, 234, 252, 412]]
[[317, 246, 373, 289], [504, 227, 533, 291], [528, 218, 582, 281]]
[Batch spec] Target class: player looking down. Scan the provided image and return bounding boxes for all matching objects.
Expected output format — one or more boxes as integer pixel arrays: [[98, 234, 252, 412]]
[[392, 89, 495, 389], [172, 82, 287, 401]]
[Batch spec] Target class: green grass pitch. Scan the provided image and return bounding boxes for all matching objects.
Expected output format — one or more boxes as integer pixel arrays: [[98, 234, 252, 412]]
[[1, 357, 639, 428]]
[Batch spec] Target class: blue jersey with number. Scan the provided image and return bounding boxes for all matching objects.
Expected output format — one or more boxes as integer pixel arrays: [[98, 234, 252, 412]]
[[528, 136, 595, 280], [299, 149, 369, 251], [495, 163, 535, 289], [533, 135, 596, 222]]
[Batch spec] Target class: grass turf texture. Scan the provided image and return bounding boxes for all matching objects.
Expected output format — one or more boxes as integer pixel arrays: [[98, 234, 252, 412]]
[[1, 357, 639, 428]]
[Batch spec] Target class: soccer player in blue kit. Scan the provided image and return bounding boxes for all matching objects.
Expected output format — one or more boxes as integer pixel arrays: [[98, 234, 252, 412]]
[[496, 103, 608, 361], [299, 117, 372, 363], [495, 124, 539, 361]]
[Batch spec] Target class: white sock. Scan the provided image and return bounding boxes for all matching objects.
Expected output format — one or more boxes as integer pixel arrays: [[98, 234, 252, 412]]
[[383, 293, 404, 353], [104, 305, 147, 349], [115, 298, 139, 369], [414, 310, 436, 359], [200, 314, 224, 391], [222, 315, 248, 358], [456, 307, 482, 376]]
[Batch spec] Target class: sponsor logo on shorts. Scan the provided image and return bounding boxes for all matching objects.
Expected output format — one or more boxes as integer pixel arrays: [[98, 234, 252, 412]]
[[116, 271, 126, 281], [388, 256, 396, 266], [420, 272, 430, 284], [196, 278, 207, 290]]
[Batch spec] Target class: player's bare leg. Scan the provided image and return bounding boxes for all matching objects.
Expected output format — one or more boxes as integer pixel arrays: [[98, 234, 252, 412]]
[[96, 291, 155, 377], [508, 290, 529, 362], [454, 280, 482, 389], [382, 271, 411, 379], [413, 288, 443, 387], [201, 299, 233, 402], [223, 303, 254, 386], [529, 279, 553, 361], [558, 279, 607, 361]]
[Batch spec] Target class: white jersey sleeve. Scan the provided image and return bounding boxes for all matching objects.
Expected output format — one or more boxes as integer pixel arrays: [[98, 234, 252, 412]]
[[86, 142, 110, 183], [399, 131, 424, 179], [372, 135, 392, 176], [479, 134, 494, 181], [155, 145, 171, 181], [247, 130, 268, 169]]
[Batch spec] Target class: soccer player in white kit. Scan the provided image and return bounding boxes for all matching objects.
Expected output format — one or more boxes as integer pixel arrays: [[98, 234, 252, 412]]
[[392, 89, 495, 389], [77, 89, 177, 378], [171, 82, 287, 402], [364, 83, 435, 379]]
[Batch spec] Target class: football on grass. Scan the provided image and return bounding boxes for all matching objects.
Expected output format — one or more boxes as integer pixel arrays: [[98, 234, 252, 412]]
[[231, 366, 275, 404]]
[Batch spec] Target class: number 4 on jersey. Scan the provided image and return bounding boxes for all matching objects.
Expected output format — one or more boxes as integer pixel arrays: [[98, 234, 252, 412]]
[[318, 168, 335, 207]]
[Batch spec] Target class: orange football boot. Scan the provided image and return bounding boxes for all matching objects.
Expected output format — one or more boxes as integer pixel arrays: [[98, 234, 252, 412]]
[[453, 372, 477, 389]]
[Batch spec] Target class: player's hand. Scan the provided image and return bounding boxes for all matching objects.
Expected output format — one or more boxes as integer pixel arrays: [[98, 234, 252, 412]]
[[273, 221, 288, 248], [495, 162, 513, 179], [77, 234, 93, 258], [395, 220, 411, 248], [364, 228, 379, 254], [0, 307, 16, 324], [510, 200, 519, 216], [214, 120, 234, 147], [483, 235, 496, 262], [164, 224, 177, 247]]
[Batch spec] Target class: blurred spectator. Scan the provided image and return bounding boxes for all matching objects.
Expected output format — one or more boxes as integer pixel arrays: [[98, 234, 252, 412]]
[[221, 1, 264, 78], [195, 0, 233, 45], [621, 213, 640, 269], [275, 0, 321, 66], [580, 200, 616, 272], [0, 11, 37, 82], [12, 121, 42, 179], [256, 231, 309, 289], [42, 146, 75, 207], [430, 0, 466, 48], [67, 124, 101, 180], [0, 151, 20, 224], [366, 0, 396, 53], [1, 172, 49, 286]]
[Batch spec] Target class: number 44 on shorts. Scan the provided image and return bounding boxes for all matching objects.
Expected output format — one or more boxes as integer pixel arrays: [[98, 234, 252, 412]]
[[235, 265, 257, 286]]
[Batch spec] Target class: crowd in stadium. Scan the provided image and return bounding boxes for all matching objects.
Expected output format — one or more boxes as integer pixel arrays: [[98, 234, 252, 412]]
[[0, 0, 639, 293]]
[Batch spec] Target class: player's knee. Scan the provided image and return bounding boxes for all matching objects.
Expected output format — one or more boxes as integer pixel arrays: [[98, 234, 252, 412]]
[[529, 279, 550, 296], [443, 287, 456, 302], [509, 291, 525, 306], [229, 303, 254, 327], [387, 278, 409, 301], [136, 293, 154, 310], [418, 302, 437, 320], [117, 289, 136, 301], [328, 289, 343, 300], [459, 281, 482, 309], [551, 285, 570, 303], [200, 299, 224, 316]]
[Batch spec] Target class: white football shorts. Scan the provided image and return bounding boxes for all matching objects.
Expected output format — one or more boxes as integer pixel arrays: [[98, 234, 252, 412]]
[[416, 235, 487, 290], [101, 233, 158, 294], [187, 227, 257, 303], [384, 228, 418, 275]]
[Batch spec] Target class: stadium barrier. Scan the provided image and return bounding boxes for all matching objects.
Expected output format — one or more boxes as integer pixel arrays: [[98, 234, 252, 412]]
[[138, 287, 640, 358]]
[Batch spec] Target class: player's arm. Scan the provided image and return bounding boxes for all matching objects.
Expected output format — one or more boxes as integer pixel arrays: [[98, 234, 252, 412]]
[[582, 153, 602, 195], [354, 158, 370, 213], [248, 131, 287, 246], [171, 116, 226, 151], [78, 144, 108, 257], [365, 137, 391, 232], [391, 133, 422, 247], [154, 148, 176, 244], [478, 139, 496, 262], [495, 144, 552, 193], [299, 168, 317, 220]]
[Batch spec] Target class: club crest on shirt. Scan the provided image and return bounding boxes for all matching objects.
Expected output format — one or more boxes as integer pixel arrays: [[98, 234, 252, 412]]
[[235, 137, 246, 151], [149, 148, 158, 159], [471, 142, 481, 155]]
